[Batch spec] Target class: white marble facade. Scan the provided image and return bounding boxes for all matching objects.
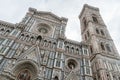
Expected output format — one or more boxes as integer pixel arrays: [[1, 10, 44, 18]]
[[0, 4, 119, 80]]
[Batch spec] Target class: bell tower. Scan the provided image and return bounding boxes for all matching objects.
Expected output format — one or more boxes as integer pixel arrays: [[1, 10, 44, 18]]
[[79, 4, 119, 56], [79, 4, 120, 80]]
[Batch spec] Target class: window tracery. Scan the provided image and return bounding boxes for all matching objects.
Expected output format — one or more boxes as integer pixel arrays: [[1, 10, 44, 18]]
[[92, 16, 98, 23], [100, 42, 105, 50]]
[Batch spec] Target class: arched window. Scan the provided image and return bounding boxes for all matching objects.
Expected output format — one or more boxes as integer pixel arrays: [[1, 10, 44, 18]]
[[90, 46, 93, 53], [71, 47, 74, 53], [106, 44, 111, 52], [84, 19, 87, 27], [87, 31, 90, 37], [37, 35, 42, 41], [96, 28, 99, 34], [85, 34, 87, 40], [92, 16, 98, 23], [17, 69, 31, 80], [83, 17, 87, 31], [76, 48, 79, 54], [66, 46, 69, 52], [101, 30, 105, 36], [54, 76, 59, 80], [100, 42, 105, 50]]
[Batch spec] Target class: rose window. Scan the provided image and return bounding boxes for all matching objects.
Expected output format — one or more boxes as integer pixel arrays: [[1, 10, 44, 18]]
[[37, 23, 51, 35]]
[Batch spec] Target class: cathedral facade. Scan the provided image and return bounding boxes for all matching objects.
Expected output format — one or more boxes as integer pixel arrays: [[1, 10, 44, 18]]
[[0, 4, 120, 80]]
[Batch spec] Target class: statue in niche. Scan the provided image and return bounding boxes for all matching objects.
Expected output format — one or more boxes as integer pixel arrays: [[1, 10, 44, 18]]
[[17, 70, 31, 80], [68, 61, 75, 70]]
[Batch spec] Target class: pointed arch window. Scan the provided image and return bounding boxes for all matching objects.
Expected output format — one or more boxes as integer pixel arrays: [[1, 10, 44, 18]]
[[83, 17, 87, 31], [66, 46, 69, 52], [90, 46, 93, 53], [96, 28, 99, 34], [100, 42, 105, 50], [92, 16, 98, 23], [84, 19, 87, 28], [54, 76, 59, 80], [76, 48, 79, 55], [101, 30, 105, 36], [106, 44, 111, 52], [87, 31, 90, 37], [71, 47, 74, 53], [85, 34, 87, 40]]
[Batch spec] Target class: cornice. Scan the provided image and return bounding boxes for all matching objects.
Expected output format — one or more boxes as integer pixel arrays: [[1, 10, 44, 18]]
[[28, 7, 68, 22], [79, 4, 99, 18], [65, 38, 88, 47], [0, 20, 15, 28]]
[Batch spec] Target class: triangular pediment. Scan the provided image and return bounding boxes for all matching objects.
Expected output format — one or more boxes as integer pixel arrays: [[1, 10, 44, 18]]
[[18, 46, 41, 64], [23, 49, 37, 62], [37, 12, 62, 22], [29, 7, 67, 23], [65, 71, 78, 80]]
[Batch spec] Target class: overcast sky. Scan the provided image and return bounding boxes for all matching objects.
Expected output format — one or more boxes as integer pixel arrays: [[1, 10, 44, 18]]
[[0, 0, 120, 53]]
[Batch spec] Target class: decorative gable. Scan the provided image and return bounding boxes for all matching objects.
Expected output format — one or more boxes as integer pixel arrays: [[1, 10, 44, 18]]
[[18, 46, 40, 64], [37, 12, 62, 22]]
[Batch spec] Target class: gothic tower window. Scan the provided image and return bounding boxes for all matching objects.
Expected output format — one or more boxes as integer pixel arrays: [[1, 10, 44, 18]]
[[100, 30, 105, 36], [100, 42, 105, 50], [96, 28, 99, 34], [84, 19, 87, 27], [83, 17, 87, 31], [90, 46, 93, 53], [85, 34, 87, 40], [87, 31, 90, 37], [66, 46, 69, 52], [92, 16, 98, 23], [106, 44, 111, 52]]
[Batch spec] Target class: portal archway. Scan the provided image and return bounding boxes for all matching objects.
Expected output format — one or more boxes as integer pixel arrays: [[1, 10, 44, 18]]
[[12, 60, 38, 80]]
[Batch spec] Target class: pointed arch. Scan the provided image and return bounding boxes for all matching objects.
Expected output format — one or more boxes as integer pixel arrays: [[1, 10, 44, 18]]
[[92, 14, 98, 23], [100, 29, 105, 36], [54, 76, 59, 80], [106, 44, 111, 52], [100, 42, 105, 50], [96, 28, 99, 34], [36, 35, 42, 40], [82, 17, 87, 31]]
